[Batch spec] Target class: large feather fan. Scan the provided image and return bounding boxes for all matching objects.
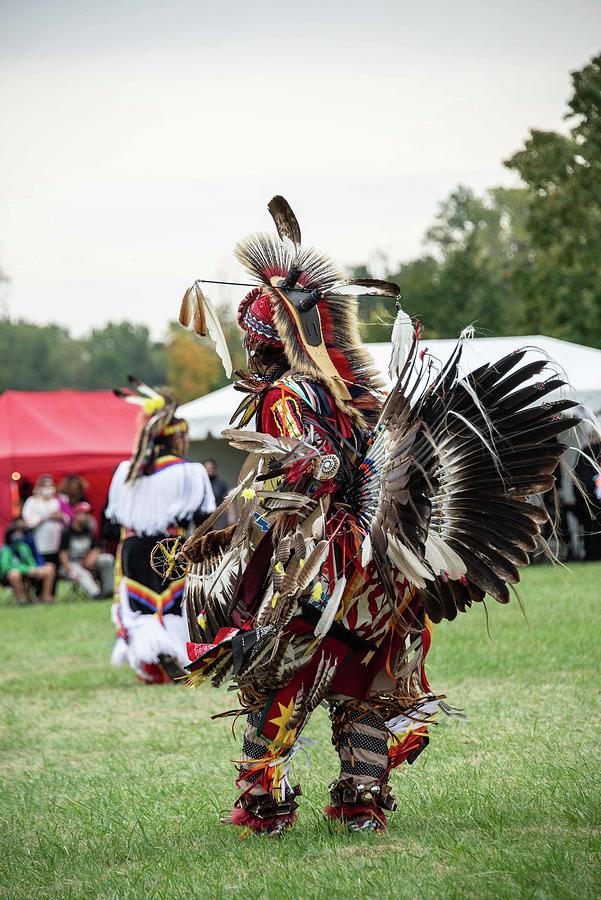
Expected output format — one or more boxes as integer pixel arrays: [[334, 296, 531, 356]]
[[356, 333, 581, 621]]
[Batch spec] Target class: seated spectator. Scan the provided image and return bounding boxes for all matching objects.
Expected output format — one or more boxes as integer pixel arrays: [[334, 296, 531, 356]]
[[21, 475, 66, 572], [57, 474, 90, 522], [0, 519, 55, 604], [58, 502, 114, 599]]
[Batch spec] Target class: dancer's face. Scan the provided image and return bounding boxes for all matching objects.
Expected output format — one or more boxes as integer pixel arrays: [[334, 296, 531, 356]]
[[246, 340, 287, 376]]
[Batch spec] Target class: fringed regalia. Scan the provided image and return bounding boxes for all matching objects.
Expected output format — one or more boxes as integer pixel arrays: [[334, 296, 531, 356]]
[[174, 197, 579, 833], [107, 380, 215, 684]]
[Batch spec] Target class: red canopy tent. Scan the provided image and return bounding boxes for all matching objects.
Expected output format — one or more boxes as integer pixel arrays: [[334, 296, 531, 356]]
[[0, 390, 139, 534]]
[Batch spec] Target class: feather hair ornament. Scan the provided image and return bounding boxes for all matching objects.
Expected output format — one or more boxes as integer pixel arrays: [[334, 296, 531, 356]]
[[267, 195, 301, 250], [113, 376, 182, 483], [179, 281, 233, 378]]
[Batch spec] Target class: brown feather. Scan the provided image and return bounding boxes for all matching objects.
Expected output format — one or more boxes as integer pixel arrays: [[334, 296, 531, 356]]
[[179, 287, 193, 327], [333, 278, 400, 298], [192, 284, 207, 336], [267, 195, 301, 246]]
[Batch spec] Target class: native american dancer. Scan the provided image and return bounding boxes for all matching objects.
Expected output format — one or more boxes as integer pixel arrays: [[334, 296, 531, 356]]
[[170, 197, 579, 833], [107, 379, 215, 684]]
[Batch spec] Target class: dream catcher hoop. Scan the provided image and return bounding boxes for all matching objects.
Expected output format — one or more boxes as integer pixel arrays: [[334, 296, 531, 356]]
[[150, 538, 188, 581]]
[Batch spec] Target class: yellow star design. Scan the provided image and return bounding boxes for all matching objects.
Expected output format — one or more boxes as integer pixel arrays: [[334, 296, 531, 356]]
[[268, 698, 297, 752]]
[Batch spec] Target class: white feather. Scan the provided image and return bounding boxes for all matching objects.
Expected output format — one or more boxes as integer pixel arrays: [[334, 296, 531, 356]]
[[361, 533, 373, 568], [424, 530, 467, 579], [388, 304, 414, 381], [386, 698, 441, 735], [387, 536, 431, 588], [110, 636, 129, 667], [314, 576, 347, 639], [131, 379, 162, 400], [195, 284, 233, 378], [423, 531, 447, 575]]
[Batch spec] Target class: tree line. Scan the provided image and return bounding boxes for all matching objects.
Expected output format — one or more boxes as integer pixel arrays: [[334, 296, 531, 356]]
[[358, 53, 601, 348], [1, 53, 600, 402], [0, 317, 245, 404]]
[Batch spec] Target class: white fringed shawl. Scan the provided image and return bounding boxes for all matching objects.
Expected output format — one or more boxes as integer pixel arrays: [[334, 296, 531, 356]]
[[106, 459, 216, 535]]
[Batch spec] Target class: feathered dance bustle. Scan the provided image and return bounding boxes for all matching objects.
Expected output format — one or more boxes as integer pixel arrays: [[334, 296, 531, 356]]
[[360, 334, 581, 620]]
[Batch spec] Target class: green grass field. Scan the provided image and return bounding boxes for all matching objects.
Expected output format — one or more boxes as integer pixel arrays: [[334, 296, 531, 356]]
[[1, 564, 600, 899]]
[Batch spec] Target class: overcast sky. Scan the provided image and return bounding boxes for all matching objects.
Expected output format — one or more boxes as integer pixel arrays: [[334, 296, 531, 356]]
[[1, 0, 600, 337]]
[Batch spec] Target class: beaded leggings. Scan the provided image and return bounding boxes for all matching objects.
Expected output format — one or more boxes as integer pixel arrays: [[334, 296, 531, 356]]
[[237, 703, 390, 798]]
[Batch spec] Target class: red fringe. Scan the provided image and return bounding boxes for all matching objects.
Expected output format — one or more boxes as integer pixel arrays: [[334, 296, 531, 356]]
[[324, 803, 387, 829], [139, 662, 170, 684], [229, 807, 298, 833], [388, 729, 428, 770]]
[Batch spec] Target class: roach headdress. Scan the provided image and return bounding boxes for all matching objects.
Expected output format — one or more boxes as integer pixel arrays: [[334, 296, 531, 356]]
[[114, 376, 187, 483], [234, 196, 397, 426]]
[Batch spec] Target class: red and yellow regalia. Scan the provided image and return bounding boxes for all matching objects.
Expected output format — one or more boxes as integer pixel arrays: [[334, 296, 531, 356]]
[[174, 197, 579, 833]]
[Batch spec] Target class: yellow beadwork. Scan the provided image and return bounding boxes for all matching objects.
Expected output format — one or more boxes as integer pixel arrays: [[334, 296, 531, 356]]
[[142, 396, 166, 415]]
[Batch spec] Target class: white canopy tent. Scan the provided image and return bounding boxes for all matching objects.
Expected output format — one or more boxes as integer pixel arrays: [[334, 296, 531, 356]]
[[179, 335, 601, 441]]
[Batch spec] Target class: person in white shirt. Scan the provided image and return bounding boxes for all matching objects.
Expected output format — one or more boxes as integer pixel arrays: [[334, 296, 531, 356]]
[[21, 475, 66, 571]]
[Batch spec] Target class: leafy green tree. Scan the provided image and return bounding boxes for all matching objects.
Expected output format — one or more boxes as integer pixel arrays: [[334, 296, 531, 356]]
[[0, 319, 167, 392], [0, 301, 244, 397], [425, 186, 530, 336], [358, 185, 531, 341], [76, 322, 167, 389], [0, 319, 78, 391], [506, 53, 601, 347]]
